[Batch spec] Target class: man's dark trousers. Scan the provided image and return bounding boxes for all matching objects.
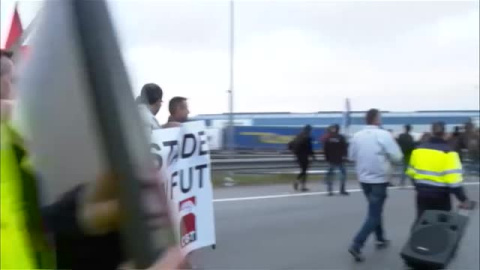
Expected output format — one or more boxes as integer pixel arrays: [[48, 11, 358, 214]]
[[296, 155, 309, 186], [410, 194, 451, 231], [352, 183, 388, 250], [326, 163, 347, 193]]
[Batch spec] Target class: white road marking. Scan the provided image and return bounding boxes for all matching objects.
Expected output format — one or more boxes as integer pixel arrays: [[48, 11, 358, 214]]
[[213, 181, 480, 203]]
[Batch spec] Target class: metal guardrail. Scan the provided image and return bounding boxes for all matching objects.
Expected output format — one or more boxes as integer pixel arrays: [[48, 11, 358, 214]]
[[211, 151, 324, 159], [210, 150, 331, 172], [211, 156, 333, 172], [212, 158, 298, 172], [210, 151, 479, 174]]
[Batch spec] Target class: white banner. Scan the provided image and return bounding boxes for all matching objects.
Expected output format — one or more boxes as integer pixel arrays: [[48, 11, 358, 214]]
[[150, 121, 216, 254]]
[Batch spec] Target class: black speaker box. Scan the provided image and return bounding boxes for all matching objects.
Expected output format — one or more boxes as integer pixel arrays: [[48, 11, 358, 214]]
[[401, 210, 469, 269]]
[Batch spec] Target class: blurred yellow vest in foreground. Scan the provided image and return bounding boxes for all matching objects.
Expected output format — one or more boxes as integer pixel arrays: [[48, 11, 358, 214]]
[[1, 123, 55, 269], [1, 123, 36, 269]]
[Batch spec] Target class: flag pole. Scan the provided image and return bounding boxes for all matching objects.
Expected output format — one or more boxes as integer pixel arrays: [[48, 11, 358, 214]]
[[343, 98, 351, 138], [228, 0, 235, 156], [223, 0, 236, 186]]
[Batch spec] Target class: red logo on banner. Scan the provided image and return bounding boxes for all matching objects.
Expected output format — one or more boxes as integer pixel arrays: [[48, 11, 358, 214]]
[[179, 197, 197, 247]]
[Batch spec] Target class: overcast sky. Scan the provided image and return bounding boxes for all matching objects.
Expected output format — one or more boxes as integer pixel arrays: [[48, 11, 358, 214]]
[[1, 0, 479, 121]]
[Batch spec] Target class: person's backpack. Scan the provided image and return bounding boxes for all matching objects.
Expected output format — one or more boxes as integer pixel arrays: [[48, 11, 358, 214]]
[[288, 134, 302, 153], [287, 139, 296, 152]]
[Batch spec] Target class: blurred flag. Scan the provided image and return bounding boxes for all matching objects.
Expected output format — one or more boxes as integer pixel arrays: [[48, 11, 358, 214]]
[[342, 98, 351, 132], [3, 3, 31, 59], [4, 3, 23, 49], [18, 0, 172, 267]]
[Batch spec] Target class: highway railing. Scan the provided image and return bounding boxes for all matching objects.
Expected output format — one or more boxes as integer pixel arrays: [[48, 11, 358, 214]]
[[211, 155, 334, 172], [210, 152, 480, 179]]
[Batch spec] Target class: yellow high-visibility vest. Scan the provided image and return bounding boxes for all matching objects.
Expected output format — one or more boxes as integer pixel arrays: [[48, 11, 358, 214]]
[[1, 123, 37, 269], [1, 123, 55, 269], [406, 142, 463, 187]]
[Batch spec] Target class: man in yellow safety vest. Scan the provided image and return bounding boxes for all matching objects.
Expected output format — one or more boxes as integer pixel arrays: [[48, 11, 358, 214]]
[[406, 122, 471, 224], [1, 49, 55, 269]]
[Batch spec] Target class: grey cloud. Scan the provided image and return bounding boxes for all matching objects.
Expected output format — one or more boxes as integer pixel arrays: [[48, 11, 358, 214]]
[[109, 0, 478, 51], [236, 1, 477, 46], [109, 0, 478, 114], [108, 0, 230, 51]]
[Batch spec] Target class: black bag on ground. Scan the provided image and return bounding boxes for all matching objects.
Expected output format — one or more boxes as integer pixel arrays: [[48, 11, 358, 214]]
[[401, 202, 476, 270]]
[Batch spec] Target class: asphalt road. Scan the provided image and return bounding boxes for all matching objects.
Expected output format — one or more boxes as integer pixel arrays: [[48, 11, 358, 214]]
[[191, 177, 480, 269]]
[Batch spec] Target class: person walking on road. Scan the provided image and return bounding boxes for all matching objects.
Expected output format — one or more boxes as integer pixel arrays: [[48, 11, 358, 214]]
[[397, 124, 415, 186], [347, 109, 403, 262], [406, 122, 471, 226], [323, 124, 349, 196], [288, 125, 316, 192], [462, 122, 480, 176], [320, 125, 333, 144], [448, 126, 463, 159]]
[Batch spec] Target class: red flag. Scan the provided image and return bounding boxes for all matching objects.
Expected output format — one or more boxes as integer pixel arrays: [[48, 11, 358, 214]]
[[4, 4, 24, 49]]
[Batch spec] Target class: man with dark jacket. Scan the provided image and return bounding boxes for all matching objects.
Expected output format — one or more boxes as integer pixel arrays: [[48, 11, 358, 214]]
[[448, 126, 463, 160], [462, 122, 480, 176], [289, 125, 316, 192], [324, 124, 348, 195], [397, 124, 415, 186]]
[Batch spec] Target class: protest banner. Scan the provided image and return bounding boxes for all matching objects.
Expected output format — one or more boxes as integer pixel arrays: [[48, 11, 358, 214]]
[[150, 121, 216, 254]]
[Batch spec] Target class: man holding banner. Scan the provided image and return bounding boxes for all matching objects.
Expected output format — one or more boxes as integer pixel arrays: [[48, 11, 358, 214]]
[[164, 96, 190, 128]]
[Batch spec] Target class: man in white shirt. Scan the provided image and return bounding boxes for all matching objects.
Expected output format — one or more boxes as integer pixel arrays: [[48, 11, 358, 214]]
[[136, 83, 163, 132], [348, 109, 403, 262]]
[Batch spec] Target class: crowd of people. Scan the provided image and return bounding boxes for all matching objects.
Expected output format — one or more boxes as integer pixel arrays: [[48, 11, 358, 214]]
[[2, 42, 479, 269], [288, 109, 477, 265], [289, 116, 480, 193]]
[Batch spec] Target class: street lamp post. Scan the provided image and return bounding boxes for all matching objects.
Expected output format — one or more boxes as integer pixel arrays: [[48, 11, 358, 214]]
[[228, 0, 235, 156]]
